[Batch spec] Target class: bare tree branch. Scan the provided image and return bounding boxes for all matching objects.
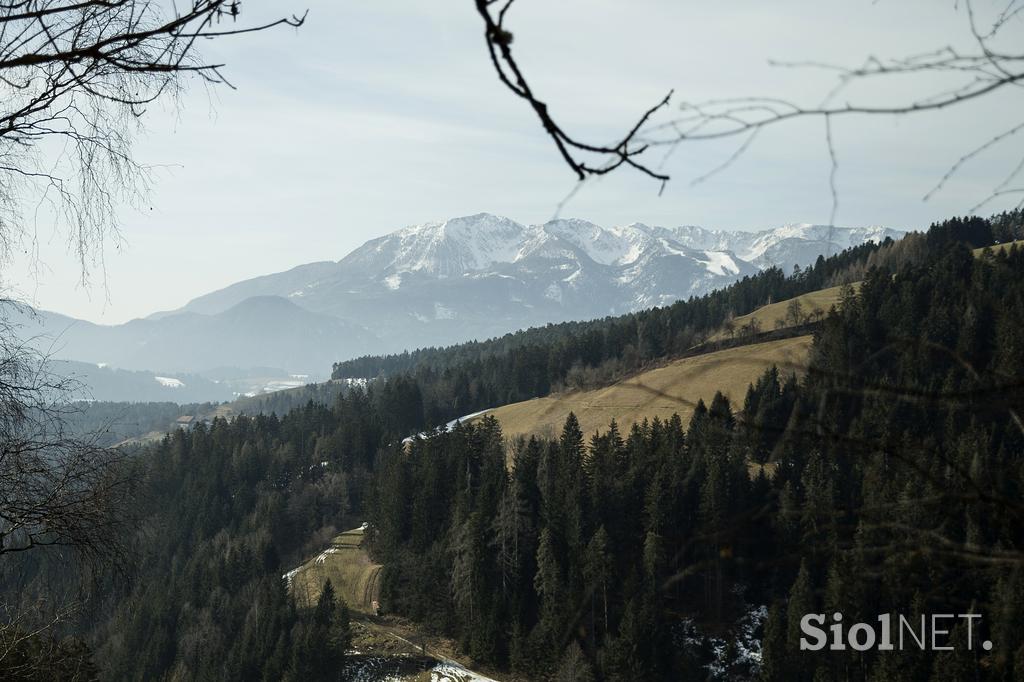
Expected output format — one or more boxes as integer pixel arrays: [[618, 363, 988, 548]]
[[474, 0, 673, 185], [490, 0, 1021, 209], [0, 0, 306, 285]]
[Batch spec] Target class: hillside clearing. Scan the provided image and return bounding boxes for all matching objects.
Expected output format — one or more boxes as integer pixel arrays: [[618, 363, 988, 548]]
[[976, 239, 1024, 256], [707, 284, 854, 343], [286, 527, 512, 680], [482, 335, 813, 441], [284, 525, 382, 613]]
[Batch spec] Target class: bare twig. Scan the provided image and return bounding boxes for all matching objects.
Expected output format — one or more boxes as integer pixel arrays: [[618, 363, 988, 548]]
[[475, 0, 672, 183]]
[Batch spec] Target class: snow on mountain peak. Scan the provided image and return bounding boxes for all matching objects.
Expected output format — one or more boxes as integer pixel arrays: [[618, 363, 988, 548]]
[[344, 215, 904, 288], [378, 213, 528, 277], [543, 218, 645, 266], [697, 250, 741, 276], [169, 213, 904, 359]]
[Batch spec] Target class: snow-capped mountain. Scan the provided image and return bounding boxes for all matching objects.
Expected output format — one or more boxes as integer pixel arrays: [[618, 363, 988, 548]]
[[178, 215, 759, 345], [26, 213, 903, 398], [176, 213, 902, 352], [670, 223, 903, 270]]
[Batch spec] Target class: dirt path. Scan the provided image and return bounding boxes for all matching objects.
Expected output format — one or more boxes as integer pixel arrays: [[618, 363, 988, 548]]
[[384, 630, 500, 682], [362, 564, 382, 611], [346, 615, 513, 682]]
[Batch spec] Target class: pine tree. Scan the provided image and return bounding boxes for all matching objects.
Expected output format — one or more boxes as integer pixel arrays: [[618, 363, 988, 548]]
[[584, 526, 613, 639], [534, 526, 564, 649], [334, 598, 352, 656], [554, 640, 596, 682], [760, 601, 789, 682], [786, 560, 815, 680]]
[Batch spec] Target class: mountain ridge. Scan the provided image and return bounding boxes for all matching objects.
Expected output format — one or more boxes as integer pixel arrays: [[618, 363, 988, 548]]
[[177, 213, 902, 321], [18, 213, 903, 401], [13, 295, 379, 378]]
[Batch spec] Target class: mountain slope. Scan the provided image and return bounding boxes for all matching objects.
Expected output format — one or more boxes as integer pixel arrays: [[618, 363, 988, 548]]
[[175, 214, 900, 350], [474, 335, 813, 441]]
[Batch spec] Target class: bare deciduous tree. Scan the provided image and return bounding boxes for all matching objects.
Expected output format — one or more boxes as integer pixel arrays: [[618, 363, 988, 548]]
[[0, 329, 133, 568], [0, 2, 305, 669], [0, 303, 136, 673], [0, 0, 304, 282]]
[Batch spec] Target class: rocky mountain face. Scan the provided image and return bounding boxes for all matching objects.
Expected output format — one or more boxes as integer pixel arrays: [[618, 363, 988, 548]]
[[20, 214, 903, 398], [670, 223, 903, 270]]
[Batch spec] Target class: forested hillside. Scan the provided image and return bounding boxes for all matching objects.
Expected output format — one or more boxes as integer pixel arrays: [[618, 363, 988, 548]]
[[90, 400, 379, 680], [332, 211, 1022, 431], [371, 238, 1024, 679], [64, 401, 216, 446], [2, 212, 1022, 681]]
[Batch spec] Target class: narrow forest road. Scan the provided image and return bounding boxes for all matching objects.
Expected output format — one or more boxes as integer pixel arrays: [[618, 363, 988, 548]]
[[344, 614, 511, 682], [384, 629, 501, 682]]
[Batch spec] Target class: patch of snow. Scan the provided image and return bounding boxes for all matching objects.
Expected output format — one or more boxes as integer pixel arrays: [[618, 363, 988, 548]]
[[315, 547, 340, 564], [698, 250, 741, 276], [674, 601, 767, 681], [402, 409, 492, 445], [342, 654, 498, 682], [383, 273, 402, 290], [430, 663, 498, 681], [96, 362, 108, 369], [282, 567, 300, 585], [154, 376, 184, 388], [261, 379, 305, 393]]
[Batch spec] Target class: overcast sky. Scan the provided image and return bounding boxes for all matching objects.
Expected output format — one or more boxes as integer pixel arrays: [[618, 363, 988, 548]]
[[7, 0, 1023, 324]]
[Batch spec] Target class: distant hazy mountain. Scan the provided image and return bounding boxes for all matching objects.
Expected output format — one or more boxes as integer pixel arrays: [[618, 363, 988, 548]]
[[13, 295, 379, 377], [19, 214, 902, 401]]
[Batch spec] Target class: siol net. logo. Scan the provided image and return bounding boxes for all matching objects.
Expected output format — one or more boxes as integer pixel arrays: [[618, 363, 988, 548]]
[[800, 612, 991, 652]]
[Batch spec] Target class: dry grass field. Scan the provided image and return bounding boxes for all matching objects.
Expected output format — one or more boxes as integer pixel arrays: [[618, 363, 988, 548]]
[[706, 284, 855, 343], [285, 525, 383, 614], [478, 243, 1015, 448], [975, 239, 1024, 256], [482, 335, 813, 442]]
